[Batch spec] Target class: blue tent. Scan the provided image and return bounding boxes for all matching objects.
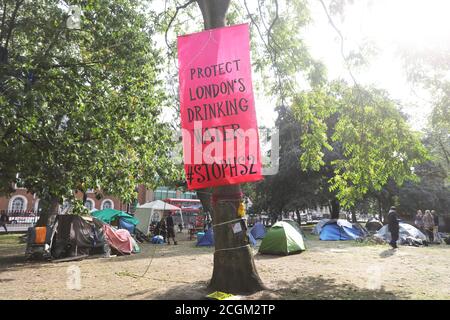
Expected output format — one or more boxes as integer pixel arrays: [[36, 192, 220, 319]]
[[119, 218, 136, 234], [197, 228, 214, 246], [196, 228, 257, 247], [250, 222, 266, 239], [248, 231, 257, 246], [319, 220, 365, 241], [152, 235, 164, 244]]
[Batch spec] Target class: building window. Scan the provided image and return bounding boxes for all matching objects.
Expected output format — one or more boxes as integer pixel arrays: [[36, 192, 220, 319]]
[[11, 198, 25, 211], [101, 199, 113, 210], [84, 199, 95, 211], [9, 195, 28, 212], [154, 187, 169, 200], [168, 190, 177, 198], [182, 192, 197, 199]]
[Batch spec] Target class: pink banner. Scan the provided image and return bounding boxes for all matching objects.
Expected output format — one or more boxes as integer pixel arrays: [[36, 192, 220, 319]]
[[178, 24, 263, 190]]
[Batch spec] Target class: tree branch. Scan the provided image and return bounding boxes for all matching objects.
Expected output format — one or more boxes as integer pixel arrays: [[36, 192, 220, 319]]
[[257, 0, 269, 32], [243, 0, 285, 105], [266, 0, 278, 53], [164, 0, 197, 57], [4, 0, 24, 49], [319, 0, 358, 87], [0, 2, 8, 43]]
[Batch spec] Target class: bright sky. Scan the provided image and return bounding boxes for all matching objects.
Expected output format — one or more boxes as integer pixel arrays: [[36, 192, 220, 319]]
[[158, 0, 450, 132], [300, 0, 450, 131]]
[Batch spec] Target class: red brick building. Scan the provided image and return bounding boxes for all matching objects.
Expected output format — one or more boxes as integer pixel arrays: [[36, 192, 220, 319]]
[[0, 185, 197, 214]]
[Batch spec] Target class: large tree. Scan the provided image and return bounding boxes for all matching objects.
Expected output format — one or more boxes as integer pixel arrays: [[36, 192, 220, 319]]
[[292, 81, 429, 212], [156, 0, 324, 294], [0, 0, 177, 224]]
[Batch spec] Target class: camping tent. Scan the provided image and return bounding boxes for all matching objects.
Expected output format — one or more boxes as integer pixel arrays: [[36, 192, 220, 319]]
[[92, 209, 139, 226], [196, 228, 214, 246], [134, 200, 183, 235], [102, 223, 139, 254], [25, 215, 108, 260], [195, 228, 257, 247], [248, 231, 257, 246], [375, 222, 427, 243], [366, 219, 383, 232], [250, 222, 266, 239], [319, 219, 366, 241], [259, 221, 306, 255], [311, 219, 330, 235], [282, 219, 305, 236], [25, 214, 140, 260]]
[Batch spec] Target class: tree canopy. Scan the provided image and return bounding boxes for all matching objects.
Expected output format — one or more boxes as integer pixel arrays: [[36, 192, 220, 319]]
[[0, 0, 178, 218]]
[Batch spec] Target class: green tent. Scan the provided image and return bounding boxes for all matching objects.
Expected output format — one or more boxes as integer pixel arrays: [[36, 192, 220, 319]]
[[91, 208, 139, 226], [282, 219, 303, 234], [259, 221, 306, 255]]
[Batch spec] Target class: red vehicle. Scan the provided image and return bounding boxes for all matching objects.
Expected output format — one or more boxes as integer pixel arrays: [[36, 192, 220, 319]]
[[163, 198, 202, 213], [163, 198, 205, 238]]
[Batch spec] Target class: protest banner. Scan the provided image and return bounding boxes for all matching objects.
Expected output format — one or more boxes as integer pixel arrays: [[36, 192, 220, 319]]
[[178, 23, 263, 189]]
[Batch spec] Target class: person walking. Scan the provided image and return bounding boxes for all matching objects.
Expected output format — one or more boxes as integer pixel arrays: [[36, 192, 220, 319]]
[[165, 212, 177, 245], [0, 212, 8, 233], [414, 210, 424, 232], [157, 218, 167, 243], [387, 206, 400, 249], [423, 210, 434, 243]]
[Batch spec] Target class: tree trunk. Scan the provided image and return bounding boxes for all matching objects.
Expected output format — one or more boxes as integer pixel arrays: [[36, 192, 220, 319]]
[[295, 209, 302, 225], [35, 196, 59, 227], [330, 197, 340, 219], [377, 197, 382, 221], [196, 0, 265, 294], [208, 185, 265, 293], [197, 188, 213, 216], [351, 211, 357, 223], [82, 191, 87, 205], [270, 212, 277, 225]]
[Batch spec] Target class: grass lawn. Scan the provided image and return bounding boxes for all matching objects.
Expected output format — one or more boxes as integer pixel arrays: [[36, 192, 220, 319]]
[[0, 231, 449, 300]]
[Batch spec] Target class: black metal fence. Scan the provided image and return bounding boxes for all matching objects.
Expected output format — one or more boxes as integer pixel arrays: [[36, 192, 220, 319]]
[[0, 210, 39, 233]]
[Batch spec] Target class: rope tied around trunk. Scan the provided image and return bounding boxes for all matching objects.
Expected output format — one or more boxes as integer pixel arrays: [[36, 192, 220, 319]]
[[214, 244, 250, 253], [212, 217, 246, 228]]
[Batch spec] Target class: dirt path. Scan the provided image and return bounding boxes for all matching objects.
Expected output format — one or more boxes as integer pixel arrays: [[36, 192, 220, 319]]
[[1, 233, 449, 300]]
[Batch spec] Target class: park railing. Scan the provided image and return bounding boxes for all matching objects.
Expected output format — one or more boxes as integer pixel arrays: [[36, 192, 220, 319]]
[[0, 210, 39, 233]]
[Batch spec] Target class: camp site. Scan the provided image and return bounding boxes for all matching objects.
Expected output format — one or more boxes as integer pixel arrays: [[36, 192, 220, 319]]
[[1, 0, 450, 304]]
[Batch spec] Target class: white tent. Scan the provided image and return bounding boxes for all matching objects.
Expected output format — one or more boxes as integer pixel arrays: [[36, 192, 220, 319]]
[[375, 222, 427, 243], [134, 200, 184, 234]]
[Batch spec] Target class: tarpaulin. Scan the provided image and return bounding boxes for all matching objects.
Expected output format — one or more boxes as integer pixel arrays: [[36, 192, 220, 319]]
[[178, 23, 263, 189], [34, 227, 47, 244], [102, 224, 133, 255]]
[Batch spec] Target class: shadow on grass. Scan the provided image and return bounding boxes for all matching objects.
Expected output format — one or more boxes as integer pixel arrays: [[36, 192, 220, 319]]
[[253, 252, 304, 260], [130, 280, 211, 300], [258, 276, 405, 300], [135, 275, 404, 300], [0, 240, 214, 274], [380, 249, 397, 258]]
